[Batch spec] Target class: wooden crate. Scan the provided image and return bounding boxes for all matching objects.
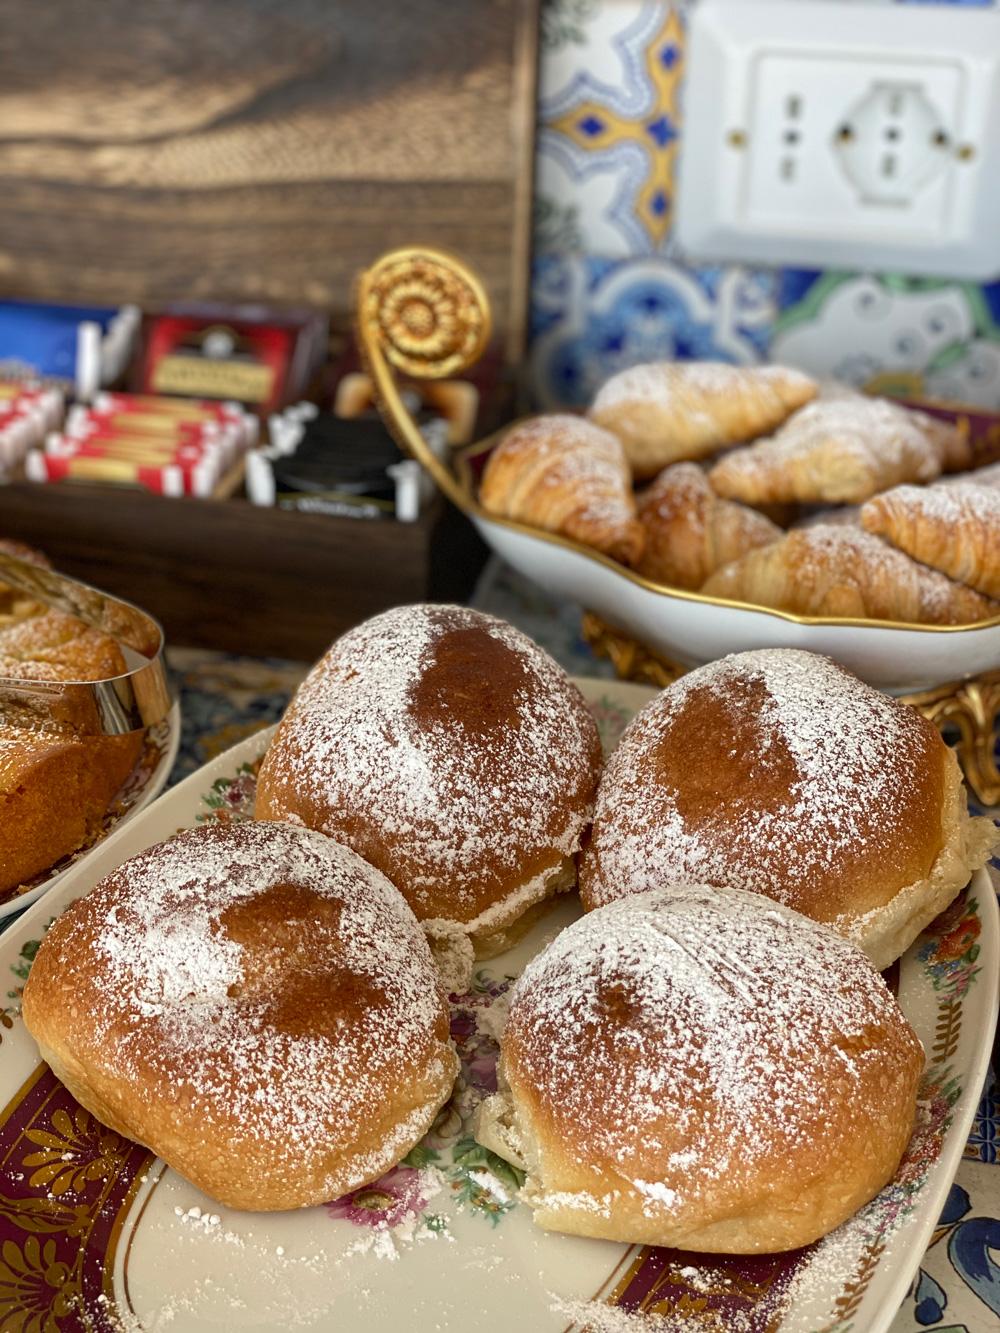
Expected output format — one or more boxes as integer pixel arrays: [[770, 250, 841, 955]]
[[0, 483, 488, 660], [0, 0, 538, 363]]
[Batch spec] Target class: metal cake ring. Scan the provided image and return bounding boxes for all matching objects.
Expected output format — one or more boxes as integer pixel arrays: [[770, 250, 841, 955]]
[[0, 551, 173, 736]]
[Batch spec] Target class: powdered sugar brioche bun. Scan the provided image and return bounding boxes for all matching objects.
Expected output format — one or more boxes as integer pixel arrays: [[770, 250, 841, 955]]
[[476, 884, 923, 1252], [579, 649, 996, 970], [255, 605, 602, 968], [21, 822, 459, 1212]]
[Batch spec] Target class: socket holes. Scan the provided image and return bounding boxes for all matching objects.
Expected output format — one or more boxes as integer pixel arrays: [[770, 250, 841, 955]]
[[780, 94, 803, 181], [836, 82, 950, 205]]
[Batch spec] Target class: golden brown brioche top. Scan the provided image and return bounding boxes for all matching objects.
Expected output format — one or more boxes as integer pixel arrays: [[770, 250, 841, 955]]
[[580, 648, 947, 924], [503, 884, 922, 1238], [256, 604, 602, 927], [22, 822, 454, 1179], [0, 609, 127, 683]]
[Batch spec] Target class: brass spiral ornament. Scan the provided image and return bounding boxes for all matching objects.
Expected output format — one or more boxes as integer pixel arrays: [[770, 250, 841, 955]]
[[358, 248, 491, 380]]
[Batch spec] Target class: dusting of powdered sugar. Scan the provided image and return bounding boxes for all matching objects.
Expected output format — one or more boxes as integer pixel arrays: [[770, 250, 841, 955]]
[[582, 647, 934, 910], [485, 414, 627, 472], [508, 884, 918, 1219], [866, 479, 1000, 526], [38, 822, 455, 1194], [937, 459, 1000, 491], [548, 1292, 787, 1332], [709, 396, 943, 501], [549, 1297, 676, 1331], [256, 605, 600, 924], [739, 525, 996, 623], [589, 362, 813, 414], [861, 481, 1000, 601]]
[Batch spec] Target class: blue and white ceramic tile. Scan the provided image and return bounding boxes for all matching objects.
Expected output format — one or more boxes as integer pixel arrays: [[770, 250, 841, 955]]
[[893, 1166, 1000, 1329], [771, 272, 1000, 408], [532, 0, 1000, 412], [529, 253, 776, 408], [536, 2, 684, 258]]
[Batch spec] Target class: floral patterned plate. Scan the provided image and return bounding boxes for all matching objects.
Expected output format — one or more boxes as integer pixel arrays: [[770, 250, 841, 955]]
[[0, 679, 994, 1333], [0, 701, 181, 922]]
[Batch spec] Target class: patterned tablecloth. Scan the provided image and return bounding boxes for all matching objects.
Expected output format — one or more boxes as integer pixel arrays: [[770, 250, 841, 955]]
[[12, 559, 1000, 1331]]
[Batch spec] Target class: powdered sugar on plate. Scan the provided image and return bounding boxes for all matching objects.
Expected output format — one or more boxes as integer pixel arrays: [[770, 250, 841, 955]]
[[549, 1296, 676, 1330]]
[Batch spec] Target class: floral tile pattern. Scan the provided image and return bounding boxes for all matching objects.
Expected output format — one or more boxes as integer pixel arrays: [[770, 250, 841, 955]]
[[166, 647, 307, 785], [529, 253, 777, 409], [531, 0, 1000, 412], [772, 271, 1000, 406], [536, 2, 683, 257], [531, 3, 779, 409]]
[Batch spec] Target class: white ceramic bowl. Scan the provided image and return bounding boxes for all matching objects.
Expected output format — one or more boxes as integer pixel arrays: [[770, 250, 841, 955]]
[[356, 246, 1000, 695], [472, 511, 1000, 694]]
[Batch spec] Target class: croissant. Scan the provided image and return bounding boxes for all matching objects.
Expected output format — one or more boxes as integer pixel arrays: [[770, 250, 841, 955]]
[[635, 463, 781, 590], [588, 362, 816, 480], [701, 525, 999, 625], [708, 397, 946, 505], [479, 415, 645, 566], [862, 481, 1000, 600]]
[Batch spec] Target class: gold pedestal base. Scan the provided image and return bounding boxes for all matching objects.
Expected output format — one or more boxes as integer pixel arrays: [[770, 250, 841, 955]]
[[906, 673, 1000, 807], [581, 613, 1000, 808]]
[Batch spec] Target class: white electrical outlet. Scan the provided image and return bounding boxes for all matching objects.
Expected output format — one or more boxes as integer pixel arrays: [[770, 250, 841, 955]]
[[675, 0, 1000, 279]]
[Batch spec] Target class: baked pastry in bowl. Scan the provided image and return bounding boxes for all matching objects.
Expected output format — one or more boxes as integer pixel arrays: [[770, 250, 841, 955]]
[[21, 821, 458, 1212], [0, 605, 146, 897], [579, 648, 997, 969], [476, 884, 923, 1252], [707, 395, 962, 505], [701, 525, 999, 625], [255, 604, 602, 969], [588, 362, 816, 478], [635, 462, 781, 590], [861, 478, 1000, 601], [479, 414, 644, 567], [355, 251, 1000, 693]]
